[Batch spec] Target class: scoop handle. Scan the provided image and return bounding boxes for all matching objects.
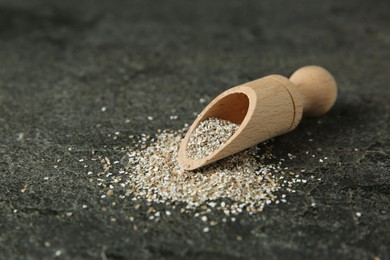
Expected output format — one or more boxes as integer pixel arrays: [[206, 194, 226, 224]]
[[289, 66, 337, 117]]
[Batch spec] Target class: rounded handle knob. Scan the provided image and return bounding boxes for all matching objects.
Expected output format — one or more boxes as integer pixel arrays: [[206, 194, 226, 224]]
[[289, 66, 337, 117]]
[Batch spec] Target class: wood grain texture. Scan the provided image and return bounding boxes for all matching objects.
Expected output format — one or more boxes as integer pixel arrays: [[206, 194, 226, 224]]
[[290, 66, 337, 116], [178, 66, 337, 170]]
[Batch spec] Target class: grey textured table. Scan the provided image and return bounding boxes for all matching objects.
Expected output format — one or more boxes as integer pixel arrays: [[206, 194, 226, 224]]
[[0, 0, 389, 259]]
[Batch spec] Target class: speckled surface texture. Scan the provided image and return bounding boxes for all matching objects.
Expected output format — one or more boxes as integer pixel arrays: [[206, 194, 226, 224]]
[[0, 0, 389, 259]]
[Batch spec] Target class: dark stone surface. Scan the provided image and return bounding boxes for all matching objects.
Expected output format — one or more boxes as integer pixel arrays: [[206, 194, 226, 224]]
[[0, 0, 389, 259]]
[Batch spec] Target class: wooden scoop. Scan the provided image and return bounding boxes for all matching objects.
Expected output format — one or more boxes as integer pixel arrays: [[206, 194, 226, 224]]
[[178, 65, 337, 170]]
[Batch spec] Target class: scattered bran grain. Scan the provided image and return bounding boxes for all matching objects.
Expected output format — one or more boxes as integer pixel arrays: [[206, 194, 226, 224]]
[[121, 126, 301, 215]]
